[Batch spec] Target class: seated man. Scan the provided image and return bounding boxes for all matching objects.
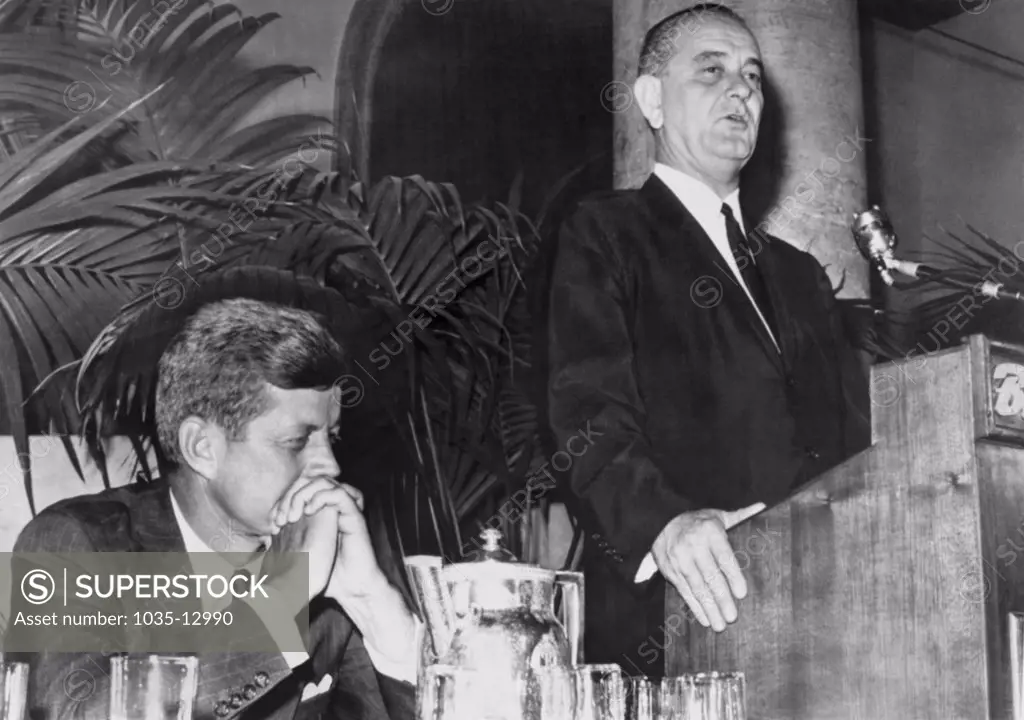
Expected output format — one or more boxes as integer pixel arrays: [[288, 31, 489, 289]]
[[8, 298, 418, 720]]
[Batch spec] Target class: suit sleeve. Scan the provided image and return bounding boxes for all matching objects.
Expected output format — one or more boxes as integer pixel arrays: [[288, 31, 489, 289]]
[[547, 203, 695, 586], [326, 630, 414, 720], [811, 260, 872, 457], [7, 512, 292, 720]]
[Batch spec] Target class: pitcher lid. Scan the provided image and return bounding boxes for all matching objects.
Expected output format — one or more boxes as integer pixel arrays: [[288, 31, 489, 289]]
[[446, 528, 555, 582], [443, 558, 555, 584], [462, 528, 519, 563]]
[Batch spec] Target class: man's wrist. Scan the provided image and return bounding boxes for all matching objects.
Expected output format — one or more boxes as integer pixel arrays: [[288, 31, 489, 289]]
[[334, 575, 418, 679], [327, 570, 392, 604]]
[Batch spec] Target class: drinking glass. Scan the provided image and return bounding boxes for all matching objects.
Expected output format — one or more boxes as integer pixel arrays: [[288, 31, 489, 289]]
[[417, 665, 512, 720], [532, 666, 575, 720], [1011, 612, 1024, 720], [625, 676, 658, 720], [574, 664, 624, 720], [418, 665, 574, 720], [680, 672, 746, 720], [109, 655, 199, 720], [658, 675, 693, 720], [418, 664, 457, 720], [0, 661, 28, 720]]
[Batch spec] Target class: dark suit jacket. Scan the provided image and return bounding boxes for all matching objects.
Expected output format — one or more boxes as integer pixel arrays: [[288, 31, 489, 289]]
[[546, 175, 870, 673], [6, 481, 415, 720]]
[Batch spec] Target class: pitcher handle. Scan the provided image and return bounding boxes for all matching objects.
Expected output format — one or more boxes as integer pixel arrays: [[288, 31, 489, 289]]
[[555, 570, 585, 666]]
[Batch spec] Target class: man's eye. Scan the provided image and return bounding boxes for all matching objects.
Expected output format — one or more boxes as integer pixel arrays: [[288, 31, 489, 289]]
[[287, 437, 309, 451], [703, 66, 721, 76], [746, 72, 762, 84]]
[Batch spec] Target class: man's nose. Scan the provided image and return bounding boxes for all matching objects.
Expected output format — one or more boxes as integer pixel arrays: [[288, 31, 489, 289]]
[[307, 440, 341, 479], [727, 73, 753, 99]]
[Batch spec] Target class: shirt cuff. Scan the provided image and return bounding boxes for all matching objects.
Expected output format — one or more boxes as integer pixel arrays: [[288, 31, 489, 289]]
[[634, 552, 659, 583], [362, 616, 422, 684]]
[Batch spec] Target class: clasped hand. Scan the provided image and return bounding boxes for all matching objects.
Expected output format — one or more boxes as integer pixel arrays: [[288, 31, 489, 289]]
[[263, 477, 385, 606], [651, 502, 765, 632]]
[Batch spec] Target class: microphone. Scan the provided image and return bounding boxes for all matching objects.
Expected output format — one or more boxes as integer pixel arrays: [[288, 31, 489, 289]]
[[851, 205, 1024, 303], [851, 206, 898, 286]]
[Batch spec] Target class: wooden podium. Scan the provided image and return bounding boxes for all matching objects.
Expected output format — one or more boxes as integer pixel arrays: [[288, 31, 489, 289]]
[[666, 335, 1024, 720]]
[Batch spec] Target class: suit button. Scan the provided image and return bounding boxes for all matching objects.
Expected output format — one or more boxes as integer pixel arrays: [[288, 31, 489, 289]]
[[230, 694, 244, 709], [786, 376, 796, 388], [243, 685, 257, 700], [215, 702, 231, 717], [254, 671, 269, 688], [805, 446, 820, 460]]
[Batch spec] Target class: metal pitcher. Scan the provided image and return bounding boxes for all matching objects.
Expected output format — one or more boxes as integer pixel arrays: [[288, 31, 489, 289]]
[[405, 529, 584, 720]]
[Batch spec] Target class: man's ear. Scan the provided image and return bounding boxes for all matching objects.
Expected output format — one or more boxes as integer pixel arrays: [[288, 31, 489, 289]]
[[177, 417, 224, 479], [634, 74, 664, 130]]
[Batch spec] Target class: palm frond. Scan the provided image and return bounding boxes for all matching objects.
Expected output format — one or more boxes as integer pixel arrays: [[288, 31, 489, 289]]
[[1, 0, 553, 565], [881, 222, 1024, 354]]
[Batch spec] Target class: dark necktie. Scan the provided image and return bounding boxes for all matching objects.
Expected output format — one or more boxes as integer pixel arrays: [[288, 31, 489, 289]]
[[721, 203, 777, 338]]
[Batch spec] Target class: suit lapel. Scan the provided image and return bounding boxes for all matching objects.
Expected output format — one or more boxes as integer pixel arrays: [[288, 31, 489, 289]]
[[131, 482, 187, 553], [129, 482, 201, 616], [640, 176, 785, 374]]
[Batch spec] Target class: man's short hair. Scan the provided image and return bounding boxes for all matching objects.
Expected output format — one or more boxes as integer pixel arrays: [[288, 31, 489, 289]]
[[638, 3, 751, 77], [155, 297, 345, 466]]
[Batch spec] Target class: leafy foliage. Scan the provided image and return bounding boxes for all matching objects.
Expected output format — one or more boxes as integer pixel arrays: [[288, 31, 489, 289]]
[[0, 0, 566, 567], [897, 225, 1024, 350], [0, 0, 334, 511], [848, 225, 1024, 360]]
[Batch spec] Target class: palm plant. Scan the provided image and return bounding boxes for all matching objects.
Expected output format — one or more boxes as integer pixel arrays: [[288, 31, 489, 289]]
[[0, 0, 333, 509], [0, 0, 570, 568], [892, 225, 1024, 351]]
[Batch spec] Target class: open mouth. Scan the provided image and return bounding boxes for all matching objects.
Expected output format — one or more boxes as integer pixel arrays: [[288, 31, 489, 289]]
[[724, 113, 748, 125]]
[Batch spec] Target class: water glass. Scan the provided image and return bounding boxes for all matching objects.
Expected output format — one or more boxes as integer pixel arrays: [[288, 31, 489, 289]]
[[418, 665, 574, 720], [575, 664, 624, 720], [109, 655, 199, 720], [0, 661, 28, 720], [1011, 612, 1024, 720], [659, 676, 691, 720], [625, 676, 658, 720], [418, 664, 456, 720], [418, 665, 513, 720], [531, 666, 576, 720], [663, 672, 746, 720]]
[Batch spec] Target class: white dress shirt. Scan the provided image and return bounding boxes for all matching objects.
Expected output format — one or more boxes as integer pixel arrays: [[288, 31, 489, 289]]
[[634, 164, 780, 583], [169, 492, 419, 698]]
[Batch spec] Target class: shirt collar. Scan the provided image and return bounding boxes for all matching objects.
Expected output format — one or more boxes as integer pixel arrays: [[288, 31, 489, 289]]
[[168, 488, 272, 555], [653, 162, 745, 235], [169, 488, 214, 554]]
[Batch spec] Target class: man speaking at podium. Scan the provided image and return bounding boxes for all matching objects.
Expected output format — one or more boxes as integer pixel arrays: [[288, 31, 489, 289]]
[[546, 3, 870, 677]]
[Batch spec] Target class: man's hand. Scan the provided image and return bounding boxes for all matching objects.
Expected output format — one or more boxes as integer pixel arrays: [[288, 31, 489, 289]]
[[270, 478, 386, 599], [651, 502, 765, 632], [264, 489, 339, 606], [270, 477, 418, 675], [266, 478, 345, 604]]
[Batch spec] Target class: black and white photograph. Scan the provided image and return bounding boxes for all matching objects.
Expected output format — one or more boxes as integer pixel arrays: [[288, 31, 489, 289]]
[[0, 0, 1022, 718]]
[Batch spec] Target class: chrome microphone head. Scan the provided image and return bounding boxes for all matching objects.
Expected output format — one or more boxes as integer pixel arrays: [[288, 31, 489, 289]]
[[852, 206, 897, 259], [852, 205, 897, 285]]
